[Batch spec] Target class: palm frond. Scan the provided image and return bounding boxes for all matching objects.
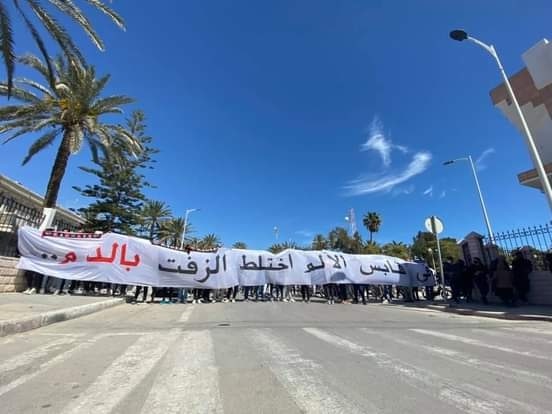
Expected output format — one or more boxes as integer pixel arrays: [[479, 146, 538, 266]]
[[12, 1, 56, 89], [18, 54, 52, 80], [14, 77, 54, 97], [22, 128, 60, 164], [48, 0, 105, 50], [0, 83, 40, 102], [93, 95, 134, 112], [0, 2, 15, 96], [27, 0, 84, 65], [85, 0, 125, 30]]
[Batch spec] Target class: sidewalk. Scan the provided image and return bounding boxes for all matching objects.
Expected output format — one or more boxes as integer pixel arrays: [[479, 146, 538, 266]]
[[0, 293, 124, 337], [404, 300, 552, 322]]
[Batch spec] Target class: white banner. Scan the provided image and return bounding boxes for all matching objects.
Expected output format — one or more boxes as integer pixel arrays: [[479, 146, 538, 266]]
[[16, 227, 435, 288]]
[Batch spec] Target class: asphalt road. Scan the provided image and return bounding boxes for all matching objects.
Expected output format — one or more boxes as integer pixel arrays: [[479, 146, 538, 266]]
[[1, 298, 552, 414]]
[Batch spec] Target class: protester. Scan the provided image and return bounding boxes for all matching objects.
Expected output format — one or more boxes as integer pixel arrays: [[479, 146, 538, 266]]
[[492, 256, 515, 306], [470, 258, 489, 304], [512, 251, 532, 303]]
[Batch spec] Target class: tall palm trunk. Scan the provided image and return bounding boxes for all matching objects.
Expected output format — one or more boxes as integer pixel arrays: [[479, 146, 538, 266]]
[[43, 128, 73, 208], [369, 231, 373, 243]]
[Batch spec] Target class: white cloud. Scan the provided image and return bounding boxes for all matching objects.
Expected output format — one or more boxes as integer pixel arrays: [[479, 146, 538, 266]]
[[439, 190, 446, 199], [360, 116, 409, 167], [392, 185, 415, 196], [345, 152, 432, 195], [475, 148, 495, 171], [423, 185, 433, 196]]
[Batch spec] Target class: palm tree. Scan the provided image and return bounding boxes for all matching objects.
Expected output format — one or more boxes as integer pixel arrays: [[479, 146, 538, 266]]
[[363, 212, 382, 243], [0, 54, 138, 208], [328, 227, 350, 252], [362, 240, 382, 255], [232, 241, 247, 249], [0, 0, 125, 94], [198, 233, 221, 250], [311, 234, 328, 250], [382, 241, 411, 260], [140, 200, 172, 241], [158, 217, 192, 248]]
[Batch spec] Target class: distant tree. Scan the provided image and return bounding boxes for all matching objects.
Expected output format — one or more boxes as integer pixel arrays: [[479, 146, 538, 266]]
[[311, 234, 328, 250], [140, 200, 172, 241], [349, 231, 364, 254], [158, 217, 192, 248], [232, 241, 247, 249], [362, 241, 382, 255], [362, 212, 382, 242], [268, 241, 297, 254], [328, 227, 351, 252], [411, 231, 459, 270], [198, 233, 221, 250], [382, 241, 411, 260]]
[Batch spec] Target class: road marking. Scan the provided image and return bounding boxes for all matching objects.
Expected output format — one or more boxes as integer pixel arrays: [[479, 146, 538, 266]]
[[250, 329, 367, 414], [474, 328, 552, 346], [0, 335, 100, 398], [0, 336, 80, 375], [178, 305, 195, 323], [501, 326, 552, 337], [140, 330, 222, 414], [363, 328, 552, 391], [410, 329, 552, 361], [60, 329, 179, 414], [304, 327, 541, 414]]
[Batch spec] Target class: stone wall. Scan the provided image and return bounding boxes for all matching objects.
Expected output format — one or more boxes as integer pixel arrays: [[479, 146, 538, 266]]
[[0, 256, 25, 293]]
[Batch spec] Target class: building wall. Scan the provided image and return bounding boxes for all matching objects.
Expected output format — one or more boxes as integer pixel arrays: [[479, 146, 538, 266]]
[[490, 39, 552, 167], [0, 256, 25, 293]]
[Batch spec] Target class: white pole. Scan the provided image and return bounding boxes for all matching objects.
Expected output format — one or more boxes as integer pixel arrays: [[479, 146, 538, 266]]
[[180, 211, 189, 250], [431, 216, 445, 298], [468, 37, 552, 211], [468, 155, 494, 243]]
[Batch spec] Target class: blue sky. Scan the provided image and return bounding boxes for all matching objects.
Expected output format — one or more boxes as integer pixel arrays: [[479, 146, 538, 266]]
[[2, 0, 552, 249]]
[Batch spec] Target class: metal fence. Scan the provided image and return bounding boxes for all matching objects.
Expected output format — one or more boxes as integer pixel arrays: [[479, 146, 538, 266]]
[[0, 192, 81, 257], [485, 223, 552, 270]]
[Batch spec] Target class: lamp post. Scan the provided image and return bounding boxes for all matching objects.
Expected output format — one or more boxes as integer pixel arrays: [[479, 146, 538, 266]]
[[444, 156, 494, 243], [449, 29, 552, 212], [273, 226, 279, 241], [180, 208, 199, 249]]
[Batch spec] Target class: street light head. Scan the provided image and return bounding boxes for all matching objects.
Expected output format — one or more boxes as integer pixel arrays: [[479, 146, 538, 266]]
[[450, 29, 468, 42], [443, 160, 455, 166]]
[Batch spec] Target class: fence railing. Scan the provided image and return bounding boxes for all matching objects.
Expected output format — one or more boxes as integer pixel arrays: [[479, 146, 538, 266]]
[[485, 223, 552, 270], [0, 193, 81, 257]]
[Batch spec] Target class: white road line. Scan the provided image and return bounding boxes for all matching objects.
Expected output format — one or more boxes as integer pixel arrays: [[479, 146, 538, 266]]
[[178, 305, 195, 323], [363, 328, 552, 391], [304, 328, 542, 414], [501, 326, 552, 337], [60, 329, 179, 414], [250, 329, 367, 414], [0, 336, 80, 375], [0, 335, 100, 398], [474, 328, 552, 346], [140, 330, 222, 414], [410, 329, 552, 361]]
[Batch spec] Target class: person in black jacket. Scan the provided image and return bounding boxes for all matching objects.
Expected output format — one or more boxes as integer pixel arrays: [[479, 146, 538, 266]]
[[470, 258, 489, 304], [512, 251, 532, 303]]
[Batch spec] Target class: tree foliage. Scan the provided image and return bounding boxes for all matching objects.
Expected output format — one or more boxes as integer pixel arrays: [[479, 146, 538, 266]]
[[0, 54, 137, 207], [232, 241, 247, 249], [0, 0, 125, 95], [74, 111, 156, 234]]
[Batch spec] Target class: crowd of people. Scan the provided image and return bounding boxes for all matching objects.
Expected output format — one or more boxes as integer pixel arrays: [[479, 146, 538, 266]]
[[443, 251, 533, 306], [21, 251, 535, 307]]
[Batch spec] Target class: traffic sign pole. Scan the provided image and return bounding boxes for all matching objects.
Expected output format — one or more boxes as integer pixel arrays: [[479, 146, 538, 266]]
[[431, 216, 445, 296]]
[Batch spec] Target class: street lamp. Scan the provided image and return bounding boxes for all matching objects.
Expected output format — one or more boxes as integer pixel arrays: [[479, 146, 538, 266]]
[[449, 29, 552, 212], [444, 156, 494, 243], [273, 226, 279, 240], [180, 208, 199, 249]]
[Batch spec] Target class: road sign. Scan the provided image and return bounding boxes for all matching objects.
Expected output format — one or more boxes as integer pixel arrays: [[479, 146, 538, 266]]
[[425, 216, 443, 235]]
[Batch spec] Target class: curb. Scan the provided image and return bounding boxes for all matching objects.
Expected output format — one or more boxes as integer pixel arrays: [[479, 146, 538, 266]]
[[0, 298, 125, 337], [425, 304, 552, 322]]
